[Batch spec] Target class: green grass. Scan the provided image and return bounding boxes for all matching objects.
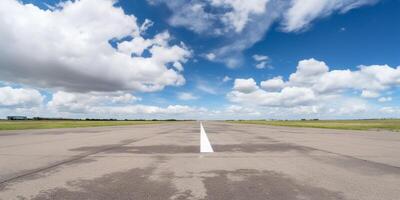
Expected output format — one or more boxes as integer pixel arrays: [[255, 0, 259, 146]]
[[0, 120, 171, 131], [228, 119, 400, 132]]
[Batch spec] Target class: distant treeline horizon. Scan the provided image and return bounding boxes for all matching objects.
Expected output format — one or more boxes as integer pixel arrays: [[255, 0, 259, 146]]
[[3, 116, 194, 121], [228, 118, 399, 121]]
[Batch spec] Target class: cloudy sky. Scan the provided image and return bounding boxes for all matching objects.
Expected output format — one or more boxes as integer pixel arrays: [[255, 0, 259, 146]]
[[0, 0, 399, 119]]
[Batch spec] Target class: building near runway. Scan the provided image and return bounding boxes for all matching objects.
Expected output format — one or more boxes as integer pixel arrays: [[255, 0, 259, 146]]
[[7, 116, 28, 120]]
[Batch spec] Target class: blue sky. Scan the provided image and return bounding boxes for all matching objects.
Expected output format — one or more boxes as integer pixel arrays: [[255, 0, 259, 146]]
[[0, 0, 399, 119]]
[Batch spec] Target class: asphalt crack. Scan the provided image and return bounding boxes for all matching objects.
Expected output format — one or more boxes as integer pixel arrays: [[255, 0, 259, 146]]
[[0, 131, 167, 187]]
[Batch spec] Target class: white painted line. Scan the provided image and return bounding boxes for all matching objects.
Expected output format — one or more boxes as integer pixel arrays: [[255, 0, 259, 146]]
[[200, 122, 214, 153]]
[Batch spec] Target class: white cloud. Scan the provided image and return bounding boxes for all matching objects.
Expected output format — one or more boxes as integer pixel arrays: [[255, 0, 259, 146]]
[[205, 53, 216, 61], [0, 87, 212, 118], [255, 61, 267, 69], [152, 0, 270, 35], [178, 92, 198, 100], [336, 99, 368, 115], [48, 91, 138, 113], [225, 105, 261, 115], [361, 90, 380, 98], [150, 0, 379, 68], [209, 0, 270, 33], [160, 1, 218, 35], [253, 54, 271, 69], [222, 76, 232, 82], [110, 93, 140, 104], [253, 54, 269, 62], [282, 0, 379, 32], [228, 86, 316, 107], [287, 59, 400, 95], [140, 19, 154, 33], [288, 58, 329, 86], [0, 86, 44, 107], [378, 97, 392, 102], [149, 0, 278, 68], [260, 76, 285, 91], [47, 91, 205, 116], [93, 105, 205, 116], [227, 58, 400, 116], [233, 78, 259, 93], [0, 0, 191, 93], [380, 107, 399, 114]]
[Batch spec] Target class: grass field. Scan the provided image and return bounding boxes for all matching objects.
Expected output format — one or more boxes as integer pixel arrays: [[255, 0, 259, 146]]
[[0, 120, 170, 131], [228, 119, 400, 132]]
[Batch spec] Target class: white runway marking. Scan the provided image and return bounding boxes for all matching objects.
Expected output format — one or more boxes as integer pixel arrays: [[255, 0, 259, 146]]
[[200, 122, 214, 153]]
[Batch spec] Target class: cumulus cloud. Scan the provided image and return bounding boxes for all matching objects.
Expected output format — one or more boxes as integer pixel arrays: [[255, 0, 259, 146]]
[[0, 0, 191, 93], [228, 86, 317, 107], [0, 87, 207, 118], [48, 91, 139, 113], [281, 59, 400, 96], [224, 105, 261, 115], [150, 0, 378, 68], [288, 59, 329, 86], [110, 93, 140, 104], [46, 91, 205, 116], [91, 105, 206, 116], [233, 78, 259, 93], [0, 86, 44, 107], [260, 76, 285, 91], [228, 58, 400, 115], [335, 99, 369, 115]]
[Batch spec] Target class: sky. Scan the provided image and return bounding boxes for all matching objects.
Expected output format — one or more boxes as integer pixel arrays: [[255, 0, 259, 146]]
[[0, 0, 399, 120]]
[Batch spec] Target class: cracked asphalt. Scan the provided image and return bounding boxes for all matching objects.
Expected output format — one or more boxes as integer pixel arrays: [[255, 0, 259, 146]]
[[1, 121, 400, 200]]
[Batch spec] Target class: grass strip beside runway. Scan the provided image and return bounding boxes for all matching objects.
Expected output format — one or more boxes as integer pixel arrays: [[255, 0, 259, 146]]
[[228, 119, 400, 132], [0, 120, 169, 131]]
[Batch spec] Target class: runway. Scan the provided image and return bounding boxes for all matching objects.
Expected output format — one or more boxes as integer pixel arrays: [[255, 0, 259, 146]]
[[1, 121, 400, 200]]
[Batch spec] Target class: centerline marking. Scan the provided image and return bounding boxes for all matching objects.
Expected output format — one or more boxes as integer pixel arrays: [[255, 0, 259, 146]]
[[200, 122, 214, 153]]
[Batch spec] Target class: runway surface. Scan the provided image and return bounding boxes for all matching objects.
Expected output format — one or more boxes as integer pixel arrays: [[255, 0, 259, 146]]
[[1, 121, 400, 200]]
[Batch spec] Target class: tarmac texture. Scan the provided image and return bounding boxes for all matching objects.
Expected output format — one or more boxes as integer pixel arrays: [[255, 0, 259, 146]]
[[0, 121, 400, 200]]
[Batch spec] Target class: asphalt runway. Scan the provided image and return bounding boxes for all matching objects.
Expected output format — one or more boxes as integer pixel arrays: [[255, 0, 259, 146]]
[[1, 121, 400, 200]]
